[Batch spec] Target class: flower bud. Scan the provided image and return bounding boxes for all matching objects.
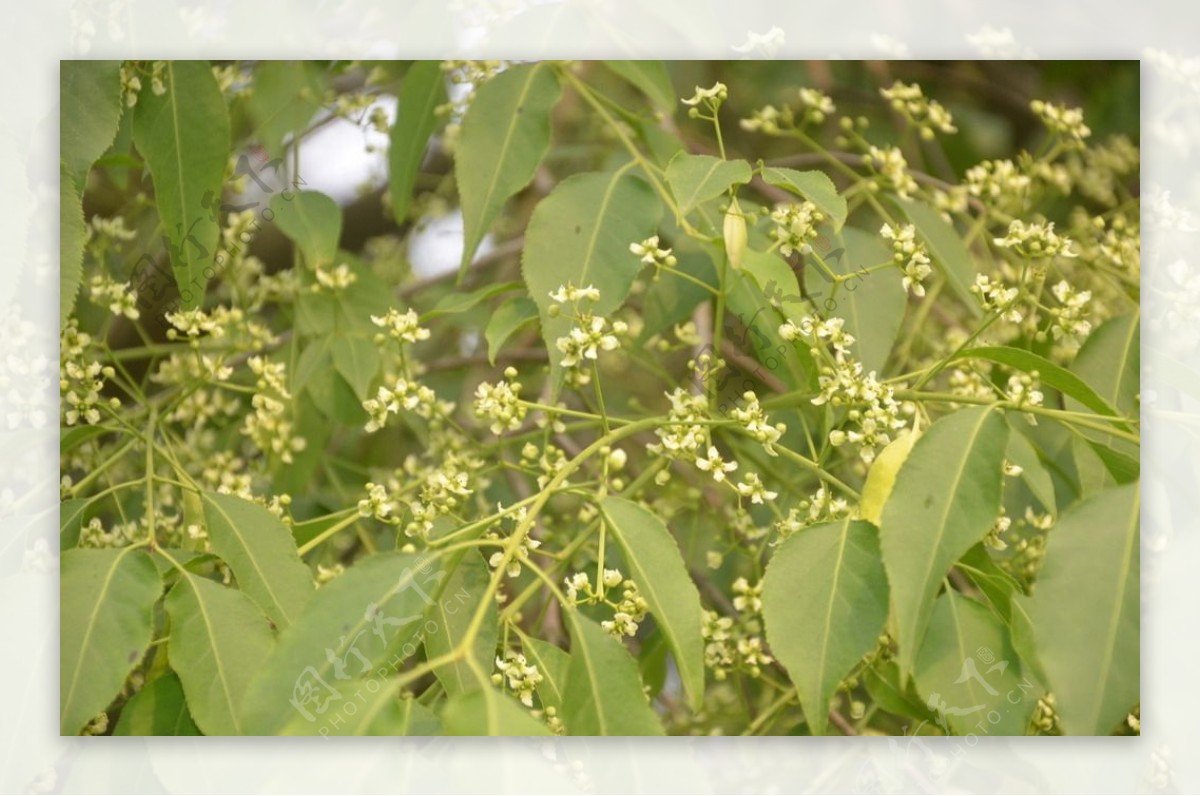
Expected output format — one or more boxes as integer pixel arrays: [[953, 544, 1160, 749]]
[[724, 197, 748, 271]]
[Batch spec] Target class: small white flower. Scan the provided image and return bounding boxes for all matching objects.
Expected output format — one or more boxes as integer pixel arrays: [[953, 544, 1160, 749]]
[[681, 82, 728, 107], [695, 446, 738, 482]]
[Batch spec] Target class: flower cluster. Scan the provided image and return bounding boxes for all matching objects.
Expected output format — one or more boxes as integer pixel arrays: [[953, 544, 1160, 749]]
[[971, 274, 1023, 323], [993, 219, 1077, 259], [473, 367, 527, 435], [400, 448, 478, 540], [880, 80, 957, 138], [741, 87, 835, 135], [165, 308, 224, 340], [880, 223, 932, 297], [371, 307, 431, 344], [564, 569, 650, 638], [313, 263, 357, 292], [863, 145, 919, 200], [648, 387, 709, 460], [797, 87, 836, 123], [702, 577, 774, 680], [358, 481, 399, 523], [1005, 371, 1044, 409], [630, 236, 676, 268], [781, 315, 907, 463], [60, 321, 119, 426], [774, 486, 853, 538], [735, 472, 778, 505], [362, 376, 443, 432], [555, 316, 624, 385], [549, 283, 626, 387], [242, 356, 306, 464], [1030, 99, 1091, 147], [88, 276, 140, 320], [486, 506, 540, 578], [729, 391, 785, 454], [493, 651, 544, 708], [79, 517, 143, 549], [1048, 280, 1093, 340], [601, 573, 649, 638], [768, 201, 825, 257], [964, 158, 1032, 210], [681, 81, 728, 110]]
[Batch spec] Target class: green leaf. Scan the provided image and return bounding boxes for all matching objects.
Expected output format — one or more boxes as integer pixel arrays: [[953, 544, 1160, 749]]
[[240, 552, 445, 734], [113, 672, 200, 736], [639, 250, 716, 341], [246, 61, 324, 158], [390, 60, 447, 223], [522, 169, 662, 387], [897, 199, 979, 316], [599, 495, 705, 709], [442, 687, 552, 736], [950, 345, 1127, 428], [132, 61, 230, 310], [879, 406, 1009, 677], [165, 573, 276, 735], [484, 297, 539, 364], [60, 167, 87, 328], [60, 498, 90, 549], [271, 190, 342, 269], [805, 225, 906, 373], [863, 660, 937, 725], [761, 517, 890, 736], [1068, 311, 1140, 418], [723, 261, 816, 390], [457, 62, 562, 274], [60, 547, 162, 734], [426, 280, 523, 318], [517, 632, 571, 713], [562, 610, 665, 735], [331, 335, 381, 400], [760, 166, 848, 231], [60, 60, 123, 326], [956, 544, 1022, 623], [603, 61, 676, 112], [1084, 439, 1139, 484], [427, 552, 499, 697], [1025, 482, 1139, 735], [61, 60, 124, 180], [665, 153, 752, 216], [914, 590, 1035, 736], [201, 491, 314, 629]]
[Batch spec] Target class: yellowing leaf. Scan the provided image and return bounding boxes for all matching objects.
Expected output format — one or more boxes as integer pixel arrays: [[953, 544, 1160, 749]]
[[860, 429, 919, 525]]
